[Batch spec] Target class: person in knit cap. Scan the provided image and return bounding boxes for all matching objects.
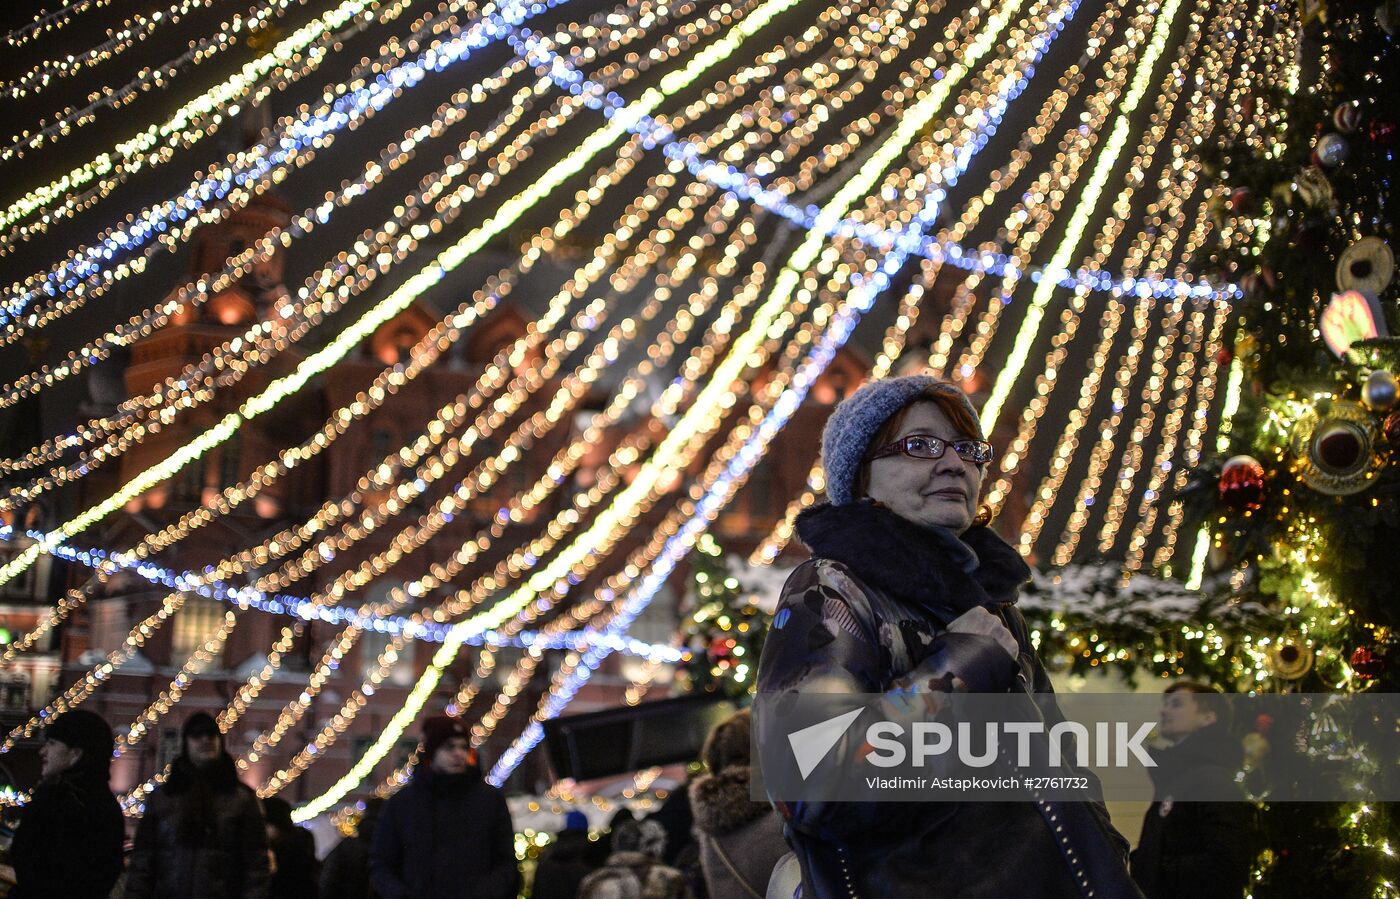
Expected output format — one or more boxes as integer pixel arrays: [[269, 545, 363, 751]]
[[753, 375, 1140, 898], [688, 709, 788, 899], [8, 709, 124, 899], [530, 810, 601, 899], [126, 711, 270, 899], [370, 714, 519, 899]]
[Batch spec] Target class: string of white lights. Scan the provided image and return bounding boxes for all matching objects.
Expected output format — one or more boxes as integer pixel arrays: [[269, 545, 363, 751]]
[[291, 0, 1042, 817]]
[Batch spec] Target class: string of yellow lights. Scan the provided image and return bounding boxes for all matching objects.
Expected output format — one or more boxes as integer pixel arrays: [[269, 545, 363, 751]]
[[1019, 0, 1224, 559], [1053, 0, 1262, 564], [750, 0, 1130, 564], [0, 0, 416, 239], [291, 0, 1045, 817]]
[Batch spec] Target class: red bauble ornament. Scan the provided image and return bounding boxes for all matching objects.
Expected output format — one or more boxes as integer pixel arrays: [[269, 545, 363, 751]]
[[1333, 101, 1362, 134], [1218, 455, 1267, 511], [1371, 119, 1398, 148], [1215, 346, 1233, 366], [1229, 187, 1253, 213], [1350, 646, 1383, 681], [1384, 411, 1400, 444]]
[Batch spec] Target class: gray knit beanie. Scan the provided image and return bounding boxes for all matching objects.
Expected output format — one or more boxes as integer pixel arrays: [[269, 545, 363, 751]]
[[820, 375, 984, 506]]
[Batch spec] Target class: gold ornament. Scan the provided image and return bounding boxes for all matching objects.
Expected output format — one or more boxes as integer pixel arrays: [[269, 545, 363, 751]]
[[1336, 237, 1395, 296], [1289, 400, 1383, 495], [1267, 639, 1314, 680]]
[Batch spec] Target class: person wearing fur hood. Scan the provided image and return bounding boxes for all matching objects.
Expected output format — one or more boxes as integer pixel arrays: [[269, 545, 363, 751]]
[[754, 375, 1141, 899], [577, 818, 692, 899], [688, 710, 788, 899]]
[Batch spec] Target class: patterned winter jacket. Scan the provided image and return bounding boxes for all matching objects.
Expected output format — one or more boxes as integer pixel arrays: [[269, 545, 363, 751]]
[[754, 500, 1141, 899]]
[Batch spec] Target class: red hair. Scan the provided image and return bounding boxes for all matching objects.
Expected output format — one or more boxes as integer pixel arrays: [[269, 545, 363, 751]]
[[853, 388, 984, 499]]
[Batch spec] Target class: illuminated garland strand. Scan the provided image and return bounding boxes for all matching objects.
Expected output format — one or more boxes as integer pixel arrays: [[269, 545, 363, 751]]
[[3, 0, 114, 47], [1148, 302, 1228, 574], [0, 0, 396, 235], [2, 0, 223, 100], [330, 0, 1040, 803], [2, 0, 315, 160], [1, 0, 697, 495], [0, 524, 684, 659], [119, 611, 239, 752], [979, 0, 1189, 436], [486, 0, 1080, 784], [0, 0, 602, 334], [749, 0, 1130, 563], [1018, 0, 1219, 558], [1119, 304, 1211, 570], [98, 0, 840, 806], [0, 0, 816, 591], [294, 0, 1037, 818], [1, 0, 556, 328]]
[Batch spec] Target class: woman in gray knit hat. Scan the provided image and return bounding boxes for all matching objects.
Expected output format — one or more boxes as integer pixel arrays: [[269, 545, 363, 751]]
[[754, 375, 1140, 898]]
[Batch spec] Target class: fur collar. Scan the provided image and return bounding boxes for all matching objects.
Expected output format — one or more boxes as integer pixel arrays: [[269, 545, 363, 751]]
[[689, 766, 769, 836], [794, 500, 1030, 620]]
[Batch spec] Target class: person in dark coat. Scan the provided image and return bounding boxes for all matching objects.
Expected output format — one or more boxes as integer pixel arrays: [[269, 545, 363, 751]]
[[648, 777, 706, 899], [369, 715, 520, 899], [319, 796, 383, 899], [1130, 682, 1255, 899], [530, 810, 599, 899], [577, 818, 691, 899], [8, 709, 124, 899], [125, 711, 270, 899], [688, 710, 788, 899], [263, 796, 319, 899], [754, 375, 1140, 898]]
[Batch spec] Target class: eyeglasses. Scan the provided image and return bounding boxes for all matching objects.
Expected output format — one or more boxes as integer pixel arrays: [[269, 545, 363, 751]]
[[868, 434, 994, 465]]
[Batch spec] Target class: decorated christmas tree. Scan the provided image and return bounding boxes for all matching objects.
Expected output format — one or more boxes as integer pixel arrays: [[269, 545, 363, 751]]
[[1183, 0, 1398, 892], [676, 534, 769, 698]]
